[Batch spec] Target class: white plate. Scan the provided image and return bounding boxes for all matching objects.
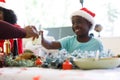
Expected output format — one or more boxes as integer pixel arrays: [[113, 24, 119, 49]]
[[74, 57, 120, 70]]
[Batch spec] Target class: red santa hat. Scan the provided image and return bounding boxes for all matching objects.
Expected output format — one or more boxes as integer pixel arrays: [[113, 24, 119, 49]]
[[71, 7, 95, 28], [0, 0, 6, 8]]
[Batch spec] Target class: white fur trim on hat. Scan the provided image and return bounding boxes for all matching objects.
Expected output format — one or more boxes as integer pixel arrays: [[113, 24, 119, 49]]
[[0, 0, 7, 8], [0, 2, 6, 7]]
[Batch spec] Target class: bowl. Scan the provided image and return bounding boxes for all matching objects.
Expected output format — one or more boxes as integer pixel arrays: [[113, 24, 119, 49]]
[[73, 57, 120, 70]]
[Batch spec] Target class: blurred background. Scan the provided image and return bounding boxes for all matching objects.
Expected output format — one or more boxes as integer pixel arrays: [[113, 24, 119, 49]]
[[4, 0, 120, 39]]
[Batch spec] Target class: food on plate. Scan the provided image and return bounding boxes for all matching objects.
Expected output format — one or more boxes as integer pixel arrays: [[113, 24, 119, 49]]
[[24, 49, 34, 53], [15, 51, 36, 61]]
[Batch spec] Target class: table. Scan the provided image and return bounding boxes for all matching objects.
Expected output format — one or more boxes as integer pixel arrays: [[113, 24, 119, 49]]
[[0, 67, 120, 80]]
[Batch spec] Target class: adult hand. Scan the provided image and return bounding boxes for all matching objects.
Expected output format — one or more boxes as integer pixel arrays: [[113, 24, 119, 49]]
[[24, 25, 39, 40]]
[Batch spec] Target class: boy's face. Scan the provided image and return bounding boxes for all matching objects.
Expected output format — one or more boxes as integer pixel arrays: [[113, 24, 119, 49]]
[[72, 16, 91, 37]]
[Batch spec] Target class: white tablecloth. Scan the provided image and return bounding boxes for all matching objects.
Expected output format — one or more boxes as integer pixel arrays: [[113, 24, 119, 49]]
[[0, 67, 120, 80]]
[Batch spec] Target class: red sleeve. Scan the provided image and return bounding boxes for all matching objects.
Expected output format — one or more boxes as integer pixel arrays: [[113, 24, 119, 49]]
[[17, 38, 23, 54], [0, 21, 26, 39]]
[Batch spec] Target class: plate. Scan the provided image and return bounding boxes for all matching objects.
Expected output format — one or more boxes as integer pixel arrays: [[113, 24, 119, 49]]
[[74, 57, 120, 69]]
